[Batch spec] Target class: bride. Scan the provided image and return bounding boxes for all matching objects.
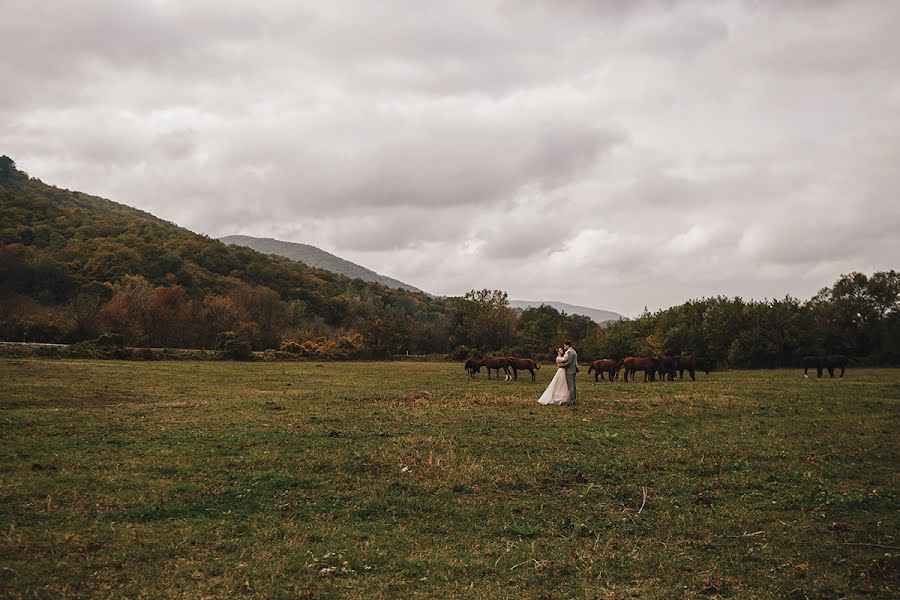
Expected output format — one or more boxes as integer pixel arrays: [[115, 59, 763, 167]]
[[538, 348, 571, 405]]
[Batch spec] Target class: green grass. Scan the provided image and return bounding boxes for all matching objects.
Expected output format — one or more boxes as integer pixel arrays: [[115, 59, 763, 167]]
[[1, 359, 897, 599]]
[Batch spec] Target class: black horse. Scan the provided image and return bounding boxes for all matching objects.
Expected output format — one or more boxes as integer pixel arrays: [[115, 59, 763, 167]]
[[803, 355, 848, 378]]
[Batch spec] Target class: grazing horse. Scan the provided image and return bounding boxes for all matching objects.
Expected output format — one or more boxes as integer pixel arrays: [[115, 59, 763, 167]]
[[464, 358, 482, 379], [621, 356, 661, 382], [482, 356, 512, 380], [588, 359, 618, 382], [506, 357, 540, 381], [824, 354, 848, 378], [656, 356, 678, 381], [802, 356, 821, 378], [803, 355, 848, 378], [677, 355, 707, 381]]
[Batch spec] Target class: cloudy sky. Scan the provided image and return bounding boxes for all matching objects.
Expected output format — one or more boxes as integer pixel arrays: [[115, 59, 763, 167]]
[[3, 0, 898, 315]]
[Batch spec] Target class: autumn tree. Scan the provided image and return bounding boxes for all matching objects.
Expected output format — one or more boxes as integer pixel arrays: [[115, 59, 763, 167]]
[[450, 289, 517, 353]]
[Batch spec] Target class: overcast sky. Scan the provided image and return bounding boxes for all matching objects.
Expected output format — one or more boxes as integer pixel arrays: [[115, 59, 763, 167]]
[[3, 0, 899, 316]]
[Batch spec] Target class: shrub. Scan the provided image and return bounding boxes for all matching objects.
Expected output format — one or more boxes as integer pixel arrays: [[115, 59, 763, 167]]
[[216, 331, 253, 360], [449, 345, 478, 361], [279, 339, 303, 354], [93, 332, 125, 349], [317, 333, 365, 360]]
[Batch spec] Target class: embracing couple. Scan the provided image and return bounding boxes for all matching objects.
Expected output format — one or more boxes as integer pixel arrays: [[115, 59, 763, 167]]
[[538, 341, 579, 406]]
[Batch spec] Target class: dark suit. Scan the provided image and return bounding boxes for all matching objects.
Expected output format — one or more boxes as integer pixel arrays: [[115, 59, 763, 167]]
[[558, 347, 579, 404]]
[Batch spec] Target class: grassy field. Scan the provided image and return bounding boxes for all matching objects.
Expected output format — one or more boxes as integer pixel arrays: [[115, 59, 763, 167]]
[[0, 359, 897, 599]]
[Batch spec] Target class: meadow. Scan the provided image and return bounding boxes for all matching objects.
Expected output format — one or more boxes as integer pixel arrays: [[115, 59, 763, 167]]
[[0, 359, 897, 599]]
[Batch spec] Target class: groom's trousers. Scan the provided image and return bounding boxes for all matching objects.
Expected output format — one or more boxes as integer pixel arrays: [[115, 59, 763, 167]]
[[566, 371, 576, 404]]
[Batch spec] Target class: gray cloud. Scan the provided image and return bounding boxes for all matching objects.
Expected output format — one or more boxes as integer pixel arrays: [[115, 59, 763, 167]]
[[2, 0, 898, 315]]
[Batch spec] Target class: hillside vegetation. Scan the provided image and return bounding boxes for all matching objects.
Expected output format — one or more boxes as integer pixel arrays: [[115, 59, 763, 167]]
[[0, 156, 449, 354]]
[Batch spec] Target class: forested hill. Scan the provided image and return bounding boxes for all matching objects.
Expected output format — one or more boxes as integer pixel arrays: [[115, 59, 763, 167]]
[[220, 235, 425, 294], [0, 155, 449, 351]]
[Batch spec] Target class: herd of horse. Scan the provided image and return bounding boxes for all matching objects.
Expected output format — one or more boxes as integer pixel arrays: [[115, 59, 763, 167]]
[[466, 353, 851, 382], [464, 357, 540, 381], [587, 355, 708, 382], [464, 354, 707, 382]]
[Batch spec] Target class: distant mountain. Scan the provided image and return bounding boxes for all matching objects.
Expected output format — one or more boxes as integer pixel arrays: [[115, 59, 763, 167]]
[[220, 237, 623, 322], [220, 235, 425, 294], [509, 300, 624, 324]]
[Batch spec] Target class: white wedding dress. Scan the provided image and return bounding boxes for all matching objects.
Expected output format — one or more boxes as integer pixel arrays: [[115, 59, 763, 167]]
[[538, 357, 571, 405]]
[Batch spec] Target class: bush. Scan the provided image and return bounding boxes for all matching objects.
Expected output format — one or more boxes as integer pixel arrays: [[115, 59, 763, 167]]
[[93, 332, 125, 349], [256, 350, 299, 361], [317, 333, 365, 360], [279, 339, 303, 354], [449, 345, 478, 361], [69, 340, 129, 359], [216, 331, 253, 360], [286, 333, 366, 360]]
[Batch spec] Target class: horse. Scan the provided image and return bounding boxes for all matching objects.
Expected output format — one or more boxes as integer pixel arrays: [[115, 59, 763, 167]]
[[802, 356, 821, 378], [824, 354, 848, 378], [621, 356, 660, 382], [464, 358, 482, 379], [677, 355, 707, 381], [588, 359, 618, 382], [803, 355, 848, 378], [482, 357, 512, 380], [506, 357, 540, 381], [656, 355, 678, 381]]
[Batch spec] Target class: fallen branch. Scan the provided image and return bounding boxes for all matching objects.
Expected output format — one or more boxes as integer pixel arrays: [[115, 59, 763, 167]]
[[510, 558, 540, 571], [843, 542, 900, 551], [725, 531, 765, 538], [637, 486, 647, 514]]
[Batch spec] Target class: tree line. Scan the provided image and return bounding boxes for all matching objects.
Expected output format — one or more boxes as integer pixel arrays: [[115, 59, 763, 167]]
[[445, 273, 900, 368], [598, 270, 900, 368]]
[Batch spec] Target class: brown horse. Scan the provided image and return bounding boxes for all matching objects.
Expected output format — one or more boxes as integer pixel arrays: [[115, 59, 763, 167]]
[[506, 357, 540, 381], [588, 359, 618, 382], [482, 357, 512, 380], [621, 356, 661, 382], [464, 358, 482, 379]]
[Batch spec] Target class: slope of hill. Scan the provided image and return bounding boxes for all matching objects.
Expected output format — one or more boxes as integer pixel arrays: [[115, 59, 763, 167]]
[[220, 235, 424, 294], [509, 300, 623, 324], [0, 155, 446, 350]]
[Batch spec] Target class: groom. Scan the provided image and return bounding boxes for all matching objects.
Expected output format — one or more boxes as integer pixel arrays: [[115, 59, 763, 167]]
[[558, 341, 579, 405]]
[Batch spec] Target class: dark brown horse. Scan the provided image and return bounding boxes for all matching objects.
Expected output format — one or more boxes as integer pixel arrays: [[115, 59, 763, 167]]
[[621, 356, 661, 382], [482, 357, 512, 380], [464, 358, 482, 379], [588, 359, 619, 382], [676, 355, 707, 381], [506, 357, 540, 381], [657, 356, 678, 381]]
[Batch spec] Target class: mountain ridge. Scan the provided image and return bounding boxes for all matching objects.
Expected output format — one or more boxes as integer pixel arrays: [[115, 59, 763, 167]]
[[508, 300, 623, 324], [220, 235, 425, 294], [221, 235, 624, 324]]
